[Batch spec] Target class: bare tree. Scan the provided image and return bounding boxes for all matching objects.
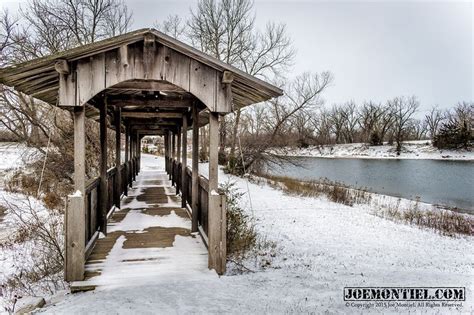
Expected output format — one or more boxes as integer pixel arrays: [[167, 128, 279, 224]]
[[358, 101, 385, 144], [373, 104, 395, 145], [1, 0, 132, 140], [453, 101, 474, 129], [340, 101, 359, 143], [186, 0, 295, 165], [311, 108, 333, 145], [155, 14, 186, 40], [0, 0, 133, 181], [389, 96, 419, 154], [188, 0, 254, 63], [235, 72, 333, 173], [407, 118, 427, 140], [329, 105, 345, 144], [0, 9, 17, 67], [291, 109, 314, 147], [424, 106, 443, 140]]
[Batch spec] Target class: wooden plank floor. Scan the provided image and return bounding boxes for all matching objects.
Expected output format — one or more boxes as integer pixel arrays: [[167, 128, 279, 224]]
[[71, 164, 210, 292]]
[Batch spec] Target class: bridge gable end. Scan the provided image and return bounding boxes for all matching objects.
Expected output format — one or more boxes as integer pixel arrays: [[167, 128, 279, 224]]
[[58, 36, 232, 113]]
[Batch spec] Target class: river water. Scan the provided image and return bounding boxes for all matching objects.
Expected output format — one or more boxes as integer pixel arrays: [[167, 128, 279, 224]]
[[266, 157, 474, 214]]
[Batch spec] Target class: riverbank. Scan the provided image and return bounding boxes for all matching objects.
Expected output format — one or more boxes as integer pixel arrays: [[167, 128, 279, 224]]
[[264, 157, 474, 212], [39, 154, 473, 314], [278, 141, 473, 160]]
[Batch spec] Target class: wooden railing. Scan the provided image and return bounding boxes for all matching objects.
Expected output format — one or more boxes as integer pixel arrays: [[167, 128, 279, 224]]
[[167, 157, 212, 236], [84, 157, 139, 247]]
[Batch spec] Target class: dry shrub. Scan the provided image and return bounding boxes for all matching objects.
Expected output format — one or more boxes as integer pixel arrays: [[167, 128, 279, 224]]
[[258, 174, 371, 207], [0, 196, 66, 313], [221, 181, 277, 274], [222, 181, 257, 257], [42, 191, 62, 210], [5, 149, 74, 211], [374, 199, 473, 236]]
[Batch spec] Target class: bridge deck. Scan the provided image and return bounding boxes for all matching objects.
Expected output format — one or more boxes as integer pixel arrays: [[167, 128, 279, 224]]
[[71, 158, 211, 292]]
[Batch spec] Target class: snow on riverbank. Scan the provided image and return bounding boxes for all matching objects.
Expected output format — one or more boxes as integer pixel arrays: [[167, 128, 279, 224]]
[[0, 142, 39, 171], [279, 140, 474, 160], [39, 154, 473, 314]]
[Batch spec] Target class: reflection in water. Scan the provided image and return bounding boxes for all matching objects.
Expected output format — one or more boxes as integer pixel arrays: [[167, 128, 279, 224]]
[[266, 158, 474, 213]]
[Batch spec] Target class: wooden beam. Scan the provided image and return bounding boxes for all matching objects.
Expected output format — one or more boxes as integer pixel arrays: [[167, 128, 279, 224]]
[[55, 59, 70, 75], [135, 130, 164, 135], [191, 104, 199, 232], [114, 107, 122, 208], [222, 71, 234, 84], [119, 45, 129, 68], [108, 97, 193, 108], [130, 124, 164, 129], [107, 80, 186, 93], [65, 106, 86, 282], [143, 33, 156, 79], [121, 112, 183, 119], [99, 100, 108, 235], [181, 115, 188, 208]]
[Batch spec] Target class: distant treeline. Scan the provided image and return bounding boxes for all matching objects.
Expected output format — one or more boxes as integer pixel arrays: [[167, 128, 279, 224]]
[[265, 98, 473, 150]]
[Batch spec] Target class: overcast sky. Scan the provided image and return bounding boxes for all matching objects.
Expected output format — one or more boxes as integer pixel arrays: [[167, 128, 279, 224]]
[[1, 0, 472, 112]]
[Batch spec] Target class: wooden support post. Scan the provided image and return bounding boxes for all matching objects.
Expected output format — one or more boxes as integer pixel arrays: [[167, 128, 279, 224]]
[[177, 126, 182, 163], [65, 106, 86, 282], [191, 104, 199, 232], [208, 112, 226, 274], [172, 132, 176, 160], [167, 131, 172, 180], [164, 133, 169, 174], [131, 131, 136, 182], [125, 124, 130, 193], [181, 115, 188, 208], [137, 133, 141, 173], [114, 107, 121, 206], [208, 113, 218, 192], [99, 100, 108, 235], [172, 131, 176, 185], [176, 126, 181, 194]]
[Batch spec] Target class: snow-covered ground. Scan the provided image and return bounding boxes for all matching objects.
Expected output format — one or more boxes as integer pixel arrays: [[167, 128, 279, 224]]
[[0, 142, 38, 171], [37, 154, 473, 314], [279, 140, 473, 160], [0, 142, 49, 312]]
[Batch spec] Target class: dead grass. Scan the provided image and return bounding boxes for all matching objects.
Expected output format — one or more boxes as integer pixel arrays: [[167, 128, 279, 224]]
[[373, 199, 473, 237], [257, 174, 372, 206]]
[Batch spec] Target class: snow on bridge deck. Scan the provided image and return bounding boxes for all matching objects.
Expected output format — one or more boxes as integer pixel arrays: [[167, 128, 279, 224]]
[[71, 155, 215, 292]]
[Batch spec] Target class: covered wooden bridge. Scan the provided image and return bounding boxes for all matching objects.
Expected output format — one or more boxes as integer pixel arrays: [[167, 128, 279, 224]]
[[0, 28, 282, 283]]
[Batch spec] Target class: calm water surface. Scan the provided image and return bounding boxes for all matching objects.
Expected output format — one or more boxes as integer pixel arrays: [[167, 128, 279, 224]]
[[266, 157, 474, 214]]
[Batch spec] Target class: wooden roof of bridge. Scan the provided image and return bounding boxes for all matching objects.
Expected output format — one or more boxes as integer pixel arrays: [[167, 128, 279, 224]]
[[0, 28, 283, 111]]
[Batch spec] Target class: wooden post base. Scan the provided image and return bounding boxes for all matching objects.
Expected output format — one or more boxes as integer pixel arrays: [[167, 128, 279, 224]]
[[208, 192, 227, 275], [65, 193, 85, 282]]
